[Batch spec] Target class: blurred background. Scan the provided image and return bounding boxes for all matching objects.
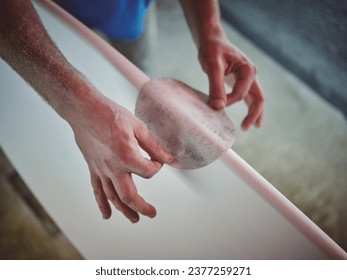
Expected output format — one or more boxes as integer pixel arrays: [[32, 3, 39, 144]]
[[0, 0, 346, 259], [220, 0, 347, 118]]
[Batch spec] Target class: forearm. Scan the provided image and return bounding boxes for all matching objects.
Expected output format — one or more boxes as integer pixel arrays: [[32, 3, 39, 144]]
[[179, 0, 226, 47], [1, 1, 175, 222], [0, 0, 104, 125]]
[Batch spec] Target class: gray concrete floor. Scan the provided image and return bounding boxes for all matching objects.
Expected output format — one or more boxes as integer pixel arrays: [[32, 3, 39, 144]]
[[0, 1, 346, 259]]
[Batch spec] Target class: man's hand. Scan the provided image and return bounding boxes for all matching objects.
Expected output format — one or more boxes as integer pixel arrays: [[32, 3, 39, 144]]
[[198, 35, 264, 131], [70, 97, 173, 223], [180, 0, 264, 131], [0, 0, 173, 223]]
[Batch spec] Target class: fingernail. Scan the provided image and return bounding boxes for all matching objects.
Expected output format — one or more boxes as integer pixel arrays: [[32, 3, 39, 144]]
[[149, 208, 157, 219], [130, 218, 139, 224], [102, 214, 108, 220], [211, 99, 226, 109]]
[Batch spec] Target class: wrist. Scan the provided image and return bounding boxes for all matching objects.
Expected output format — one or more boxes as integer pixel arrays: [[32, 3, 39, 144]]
[[197, 23, 227, 47]]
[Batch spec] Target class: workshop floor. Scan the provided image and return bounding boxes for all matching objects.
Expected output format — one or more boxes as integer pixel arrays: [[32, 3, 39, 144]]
[[0, 1, 346, 259]]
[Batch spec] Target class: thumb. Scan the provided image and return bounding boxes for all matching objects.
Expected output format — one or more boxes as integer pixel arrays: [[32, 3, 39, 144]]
[[206, 64, 227, 110], [135, 122, 174, 164]]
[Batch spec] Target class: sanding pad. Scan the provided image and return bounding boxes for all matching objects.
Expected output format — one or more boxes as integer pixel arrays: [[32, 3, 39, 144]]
[[135, 78, 235, 169]]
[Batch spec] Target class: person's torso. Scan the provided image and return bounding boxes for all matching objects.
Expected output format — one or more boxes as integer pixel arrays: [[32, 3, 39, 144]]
[[56, 0, 152, 39]]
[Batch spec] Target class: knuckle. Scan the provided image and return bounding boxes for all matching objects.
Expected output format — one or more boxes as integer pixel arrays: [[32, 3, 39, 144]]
[[111, 132, 132, 150], [137, 120, 148, 134], [140, 160, 162, 178], [93, 187, 101, 196], [248, 63, 257, 76], [113, 203, 122, 212], [118, 188, 137, 205], [252, 91, 265, 106], [118, 147, 136, 165], [107, 194, 118, 204], [200, 51, 223, 71], [91, 178, 101, 189], [103, 184, 115, 198], [236, 95, 243, 102], [205, 59, 222, 71], [231, 93, 243, 103], [119, 190, 135, 205], [258, 94, 265, 104], [141, 167, 157, 179], [239, 59, 256, 77]]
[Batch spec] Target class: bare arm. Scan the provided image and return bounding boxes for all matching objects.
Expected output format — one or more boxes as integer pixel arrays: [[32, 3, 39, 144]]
[[0, 0, 173, 222], [0, 0, 95, 122], [179, 0, 264, 130]]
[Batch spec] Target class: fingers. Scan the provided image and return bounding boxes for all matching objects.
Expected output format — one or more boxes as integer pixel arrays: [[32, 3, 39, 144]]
[[241, 80, 264, 131], [205, 62, 227, 109], [223, 61, 263, 130], [91, 169, 157, 223], [91, 120, 168, 223], [241, 102, 261, 131], [90, 171, 111, 219], [226, 63, 256, 106], [134, 122, 174, 164], [115, 173, 157, 218], [199, 39, 264, 130], [123, 149, 163, 179], [204, 57, 263, 131], [101, 175, 141, 223], [91, 170, 140, 223], [255, 112, 263, 128]]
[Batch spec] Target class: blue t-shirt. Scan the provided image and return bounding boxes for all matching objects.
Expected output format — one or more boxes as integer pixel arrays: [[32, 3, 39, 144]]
[[57, 0, 152, 39]]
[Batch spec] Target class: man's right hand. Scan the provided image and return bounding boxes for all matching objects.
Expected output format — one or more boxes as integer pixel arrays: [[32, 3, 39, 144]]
[[1, 0, 173, 223], [71, 96, 174, 223]]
